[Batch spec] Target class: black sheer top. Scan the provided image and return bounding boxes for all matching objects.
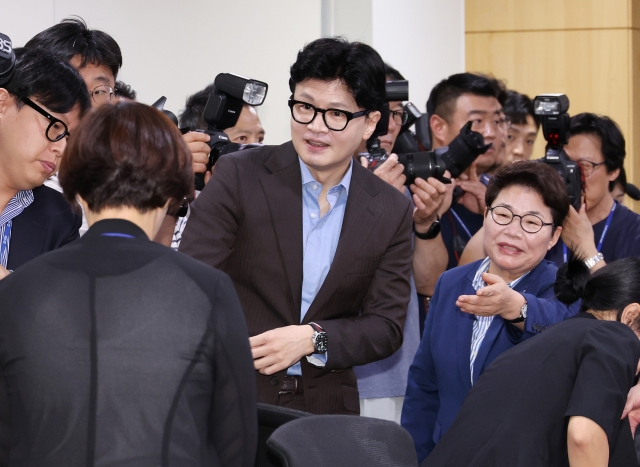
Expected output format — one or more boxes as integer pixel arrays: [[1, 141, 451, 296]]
[[0, 219, 257, 467]]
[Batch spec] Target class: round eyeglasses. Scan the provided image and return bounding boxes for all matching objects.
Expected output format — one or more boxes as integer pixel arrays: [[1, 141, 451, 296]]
[[21, 97, 70, 142], [288, 99, 370, 131], [488, 205, 554, 234], [91, 84, 115, 106]]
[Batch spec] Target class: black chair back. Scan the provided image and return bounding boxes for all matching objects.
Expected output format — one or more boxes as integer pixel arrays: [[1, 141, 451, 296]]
[[266, 415, 419, 467], [256, 403, 311, 467]]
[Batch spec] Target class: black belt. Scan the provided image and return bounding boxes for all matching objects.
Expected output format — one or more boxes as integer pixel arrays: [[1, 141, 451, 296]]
[[279, 376, 304, 394]]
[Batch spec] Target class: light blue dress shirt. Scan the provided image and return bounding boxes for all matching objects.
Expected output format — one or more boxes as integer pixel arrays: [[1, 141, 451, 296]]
[[469, 256, 528, 384], [287, 157, 352, 376]]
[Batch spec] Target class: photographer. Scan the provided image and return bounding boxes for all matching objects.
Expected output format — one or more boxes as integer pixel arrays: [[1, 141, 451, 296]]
[[546, 113, 640, 270], [180, 37, 413, 415], [160, 83, 267, 249], [353, 64, 433, 423], [504, 90, 540, 163], [412, 73, 507, 298], [0, 47, 91, 279]]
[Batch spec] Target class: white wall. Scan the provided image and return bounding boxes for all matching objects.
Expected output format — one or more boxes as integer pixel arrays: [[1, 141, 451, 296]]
[[2, 0, 464, 144]]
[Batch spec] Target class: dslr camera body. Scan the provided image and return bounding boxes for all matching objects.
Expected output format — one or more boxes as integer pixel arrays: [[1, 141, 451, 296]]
[[192, 73, 268, 190], [534, 94, 583, 210], [361, 80, 491, 185]]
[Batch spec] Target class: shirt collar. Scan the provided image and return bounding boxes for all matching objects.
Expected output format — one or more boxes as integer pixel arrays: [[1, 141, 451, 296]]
[[83, 218, 150, 241], [298, 157, 353, 194]]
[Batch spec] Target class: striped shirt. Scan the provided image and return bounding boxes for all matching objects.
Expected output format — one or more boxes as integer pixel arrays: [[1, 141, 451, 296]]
[[469, 257, 528, 385], [0, 191, 34, 268]]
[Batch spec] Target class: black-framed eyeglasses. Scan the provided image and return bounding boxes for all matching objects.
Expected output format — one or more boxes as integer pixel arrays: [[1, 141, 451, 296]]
[[488, 205, 553, 234], [91, 84, 115, 105], [288, 99, 370, 131], [390, 109, 407, 127], [577, 159, 606, 177], [21, 97, 70, 142]]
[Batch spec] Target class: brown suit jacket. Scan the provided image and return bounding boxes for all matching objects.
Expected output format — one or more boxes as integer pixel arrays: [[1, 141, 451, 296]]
[[179, 141, 413, 414]]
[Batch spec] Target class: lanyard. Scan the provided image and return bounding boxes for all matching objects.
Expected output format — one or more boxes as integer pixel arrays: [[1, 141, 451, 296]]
[[0, 220, 12, 268], [450, 208, 472, 239], [101, 233, 136, 239], [562, 202, 617, 262]]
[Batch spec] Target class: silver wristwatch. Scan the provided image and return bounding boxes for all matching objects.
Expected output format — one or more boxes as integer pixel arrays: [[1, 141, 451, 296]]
[[584, 252, 604, 269]]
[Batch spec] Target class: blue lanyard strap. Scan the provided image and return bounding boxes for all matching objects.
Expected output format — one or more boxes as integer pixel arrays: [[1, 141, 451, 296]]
[[563, 202, 617, 262], [450, 208, 472, 239], [0, 220, 12, 268], [100, 233, 136, 239]]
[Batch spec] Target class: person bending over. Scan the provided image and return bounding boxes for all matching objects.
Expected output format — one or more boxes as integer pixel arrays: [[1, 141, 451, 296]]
[[423, 256, 640, 467], [0, 102, 257, 466]]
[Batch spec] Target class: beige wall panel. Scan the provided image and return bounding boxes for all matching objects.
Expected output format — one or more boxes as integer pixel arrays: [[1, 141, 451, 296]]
[[466, 30, 631, 163], [466, 0, 631, 32]]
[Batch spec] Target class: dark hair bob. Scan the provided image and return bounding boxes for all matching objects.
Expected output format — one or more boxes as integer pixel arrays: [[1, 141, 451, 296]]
[[59, 101, 193, 213]]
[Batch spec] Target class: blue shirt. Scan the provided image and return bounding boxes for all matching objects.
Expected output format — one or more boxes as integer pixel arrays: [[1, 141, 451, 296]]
[[469, 257, 528, 384], [0, 191, 34, 268], [287, 157, 352, 375]]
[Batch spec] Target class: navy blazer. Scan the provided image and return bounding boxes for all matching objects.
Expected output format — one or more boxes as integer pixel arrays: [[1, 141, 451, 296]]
[[6, 185, 80, 271], [401, 259, 580, 464]]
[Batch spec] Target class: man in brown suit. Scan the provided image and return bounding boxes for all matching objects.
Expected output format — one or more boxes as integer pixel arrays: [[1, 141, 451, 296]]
[[179, 37, 413, 415]]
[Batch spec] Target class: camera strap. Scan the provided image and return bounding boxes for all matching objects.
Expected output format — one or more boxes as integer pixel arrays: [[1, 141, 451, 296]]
[[562, 201, 617, 262], [0, 220, 11, 268]]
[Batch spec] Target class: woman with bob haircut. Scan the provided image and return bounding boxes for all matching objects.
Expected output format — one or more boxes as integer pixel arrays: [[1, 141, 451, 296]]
[[423, 256, 640, 467], [0, 101, 257, 467], [402, 161, 581, 463]]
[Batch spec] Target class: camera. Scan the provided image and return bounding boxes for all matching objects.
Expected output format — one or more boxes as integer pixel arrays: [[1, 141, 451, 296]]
[[392, 102, 428, 154], [398, 121, 491, 185], [533, 94, 583, 210], [361, 80, 409, 170], [191, 73, 268, 190], [0, 31, 15, 87]]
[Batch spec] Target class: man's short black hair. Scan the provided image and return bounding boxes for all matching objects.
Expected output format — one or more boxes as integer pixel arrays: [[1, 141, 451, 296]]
[[384, 63, 405, 81], [289, 37, 386, 112], [4, 48, 91, 115], [569, 113, 625, 177], [115, 81, 136, 101], [504, 90, 539, 128], [179, 83, 215, 130], [426, 73, 507, 122], [24, 16, 122, 80]]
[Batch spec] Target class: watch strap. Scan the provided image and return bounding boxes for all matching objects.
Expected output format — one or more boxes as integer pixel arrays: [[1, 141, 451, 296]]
[[414, 215, 441, 240]]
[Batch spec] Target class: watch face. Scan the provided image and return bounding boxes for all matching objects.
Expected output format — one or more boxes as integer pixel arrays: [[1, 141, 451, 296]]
[[314, 332, 328, 353]]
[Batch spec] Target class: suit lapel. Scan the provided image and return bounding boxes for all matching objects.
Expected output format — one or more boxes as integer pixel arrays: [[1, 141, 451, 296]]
[[456, 269, 477, 391], [259, 142, 304, 318], [303, 165, 383, 322], [470, 261, 544, 383]]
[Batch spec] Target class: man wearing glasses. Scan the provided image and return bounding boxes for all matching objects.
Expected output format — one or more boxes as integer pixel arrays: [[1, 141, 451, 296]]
[[545, 113, 640, 269], [180, 37, 413, 415], [25, 17, 121, 109], [0, 48, 91, 279]]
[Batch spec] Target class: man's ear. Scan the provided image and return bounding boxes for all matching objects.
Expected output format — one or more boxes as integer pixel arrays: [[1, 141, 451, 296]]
[[362, 110, 381, 140], [0, 89, 11, 118], [430, 114, 448, 147], [607, 167, 621, 183], [621, 303, 640, 329]]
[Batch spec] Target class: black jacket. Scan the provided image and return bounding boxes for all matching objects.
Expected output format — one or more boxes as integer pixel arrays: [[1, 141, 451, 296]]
[[423, 313, 640, 467], [7, 185, 80, 271], [0, 219, 257, 467]]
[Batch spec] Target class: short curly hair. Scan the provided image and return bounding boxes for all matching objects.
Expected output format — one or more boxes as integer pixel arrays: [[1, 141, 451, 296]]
[[59, 101, 193, 213]]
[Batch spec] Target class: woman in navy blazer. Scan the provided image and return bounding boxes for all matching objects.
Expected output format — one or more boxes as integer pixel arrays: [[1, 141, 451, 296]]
[[401, 161, 581, 464]]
